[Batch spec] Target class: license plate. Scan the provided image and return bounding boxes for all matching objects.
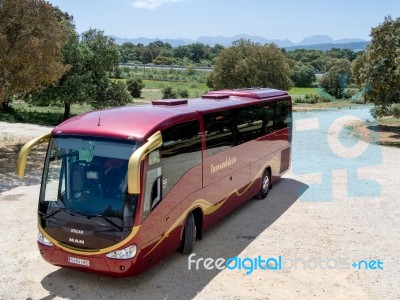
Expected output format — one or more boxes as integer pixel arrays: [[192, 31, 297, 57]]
[[68, 256, 90, 267]]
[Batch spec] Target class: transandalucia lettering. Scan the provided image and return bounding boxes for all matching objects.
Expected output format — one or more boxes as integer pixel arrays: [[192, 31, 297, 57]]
[[211, 156, 237, 174]]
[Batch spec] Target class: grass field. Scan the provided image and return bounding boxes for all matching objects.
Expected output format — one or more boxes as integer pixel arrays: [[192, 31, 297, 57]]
[[141, 80, 209, 100], [288, 87, 317, 98]]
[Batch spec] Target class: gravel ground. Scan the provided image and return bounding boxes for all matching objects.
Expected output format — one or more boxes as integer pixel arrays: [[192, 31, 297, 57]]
[[0, 108, 399, 300]]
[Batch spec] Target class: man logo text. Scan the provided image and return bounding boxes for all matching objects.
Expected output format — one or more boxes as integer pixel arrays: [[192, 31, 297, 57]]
[[69, 238, 84, 244]]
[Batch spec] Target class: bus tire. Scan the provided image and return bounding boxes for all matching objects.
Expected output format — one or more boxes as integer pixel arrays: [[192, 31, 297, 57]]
[[181, 212, 196, 254], [256, 169, 271, 199]]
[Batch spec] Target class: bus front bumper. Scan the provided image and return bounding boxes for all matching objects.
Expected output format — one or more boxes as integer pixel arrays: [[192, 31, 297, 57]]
[[38, 243, 141, 277]]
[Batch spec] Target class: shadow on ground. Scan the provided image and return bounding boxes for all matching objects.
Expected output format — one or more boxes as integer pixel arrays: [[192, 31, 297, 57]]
[[0, 142, 46, 193], [371, 125, 400, 148], [40, 178, 308, 300]]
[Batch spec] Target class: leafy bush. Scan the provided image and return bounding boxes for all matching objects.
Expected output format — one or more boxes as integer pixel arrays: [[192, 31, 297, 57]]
[[126, 77, 145, 98], [370, 106, 387, 119], [388, 103, 400, 118], [177, 88, 190, 98], [185, 66, 196, 76], [153, 56, 176, 65], [162, 86, 178, 99], [162, 86, 190, 99], [370, 103, 400, 118], [344, 88, 358, 99], [316, 88, 335, 102], [113, 67, 123, 79]]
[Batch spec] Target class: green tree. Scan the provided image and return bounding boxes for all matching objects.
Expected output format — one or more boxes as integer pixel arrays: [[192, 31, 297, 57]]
[[351, 16, 400, 105], [208, 39, 292, 90], [81, 28, 120, 79], [119, 42, 137, 63], [92, 81, 131, 109], [0, 0, 69, 110], [188, 43, 212, 64], [290, 64, 316, 87], [29, 27, 121, 119], [326, 48, 358, 61], [320, 58, 352, 98], [351, 52, 367, 87], [126, 77, 145, 98]]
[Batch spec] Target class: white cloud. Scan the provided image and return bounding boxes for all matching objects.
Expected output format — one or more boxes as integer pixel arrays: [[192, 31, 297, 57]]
[[132, 0, 184, 10]]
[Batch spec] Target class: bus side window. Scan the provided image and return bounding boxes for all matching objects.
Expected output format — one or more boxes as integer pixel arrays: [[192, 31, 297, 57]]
[[204, 111, 234, 156], [143, 158, 162, 220], [274, 100, 292, 130], [260, 104, 275, 134], [235, 105, 264, 144], [161, 120, 202, 196], [150, 177, 162, 209]]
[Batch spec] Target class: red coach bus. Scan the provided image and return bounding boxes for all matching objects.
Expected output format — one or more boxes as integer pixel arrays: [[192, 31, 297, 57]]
[[17, 88, 292, 277]]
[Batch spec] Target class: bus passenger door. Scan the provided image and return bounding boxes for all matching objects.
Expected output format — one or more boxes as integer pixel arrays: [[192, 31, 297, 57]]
[[139, 150, 164, 266]]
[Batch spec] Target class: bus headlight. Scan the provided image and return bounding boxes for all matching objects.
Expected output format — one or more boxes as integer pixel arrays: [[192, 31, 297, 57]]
[[38, 232, 53, 247], [106, 245, 137, 260]]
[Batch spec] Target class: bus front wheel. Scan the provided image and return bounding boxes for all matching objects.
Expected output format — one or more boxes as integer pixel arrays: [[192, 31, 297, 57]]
[[256, 169, 271, 199], [181, 212, 196, 254]]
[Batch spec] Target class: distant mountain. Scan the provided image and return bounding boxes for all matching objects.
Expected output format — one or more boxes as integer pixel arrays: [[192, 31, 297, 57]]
[[111, 36, 191, 47], [284, 41, 370, 51], [298, 35, 333, 45], [111, 34, 369, 50], [334, 38, 366, 44]]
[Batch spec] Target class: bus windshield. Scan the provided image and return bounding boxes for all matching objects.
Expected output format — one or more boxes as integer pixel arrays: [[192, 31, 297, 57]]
[[40, 137, 140, 228]]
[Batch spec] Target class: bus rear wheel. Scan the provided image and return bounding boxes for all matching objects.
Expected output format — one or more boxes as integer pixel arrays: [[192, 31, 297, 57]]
[[181, 212, 196, 254], [256, 169, 271, 199]]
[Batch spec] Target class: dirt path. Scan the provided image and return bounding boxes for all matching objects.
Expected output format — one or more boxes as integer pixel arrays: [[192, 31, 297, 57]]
[[0, 122, 51, 193], [0, 113, 399, 300]]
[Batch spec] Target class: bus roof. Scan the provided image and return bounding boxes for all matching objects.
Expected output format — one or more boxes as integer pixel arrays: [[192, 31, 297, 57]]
[[52, 88, 289, 141]]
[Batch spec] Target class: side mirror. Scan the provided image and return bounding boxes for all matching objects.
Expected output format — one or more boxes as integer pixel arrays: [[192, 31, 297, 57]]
[[17, 133, 51, 178]]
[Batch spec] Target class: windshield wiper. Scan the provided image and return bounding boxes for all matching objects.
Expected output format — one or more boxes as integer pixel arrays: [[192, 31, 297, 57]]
[[73, 210, 124, 231], [39, 208, 62, 220]]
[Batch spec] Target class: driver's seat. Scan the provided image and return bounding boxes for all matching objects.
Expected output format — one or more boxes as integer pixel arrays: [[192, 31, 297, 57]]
[[83, 164, 102, 198]]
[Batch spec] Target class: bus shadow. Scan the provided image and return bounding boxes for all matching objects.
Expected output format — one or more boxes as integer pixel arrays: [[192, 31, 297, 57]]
[[40, 178, 307, 300]]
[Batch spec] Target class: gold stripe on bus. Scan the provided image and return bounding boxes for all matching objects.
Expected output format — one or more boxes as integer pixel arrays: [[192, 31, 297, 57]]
[[38, 154, 282, 257], [38, 222, 141, 256], [143, 157, 281, 257]]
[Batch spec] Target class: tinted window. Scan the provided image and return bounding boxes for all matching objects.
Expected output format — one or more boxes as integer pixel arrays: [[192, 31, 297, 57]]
[[274, 100, 292, 130], [161, 121, 202, 196], [143, 152, 162, 219], [204, 103, 277, 156], [204, 112, 234, 156], [236, 104, 275, 144]]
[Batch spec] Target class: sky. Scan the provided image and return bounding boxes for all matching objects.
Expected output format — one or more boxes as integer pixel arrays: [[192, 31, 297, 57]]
[[46, 0, 400, 42]]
